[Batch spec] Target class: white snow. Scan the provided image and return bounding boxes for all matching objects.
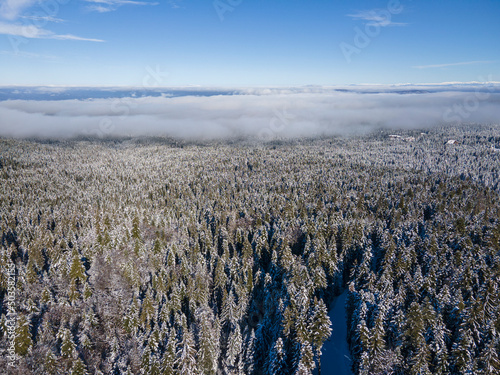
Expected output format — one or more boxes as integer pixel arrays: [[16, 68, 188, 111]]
[[316, 291, 353, 375]]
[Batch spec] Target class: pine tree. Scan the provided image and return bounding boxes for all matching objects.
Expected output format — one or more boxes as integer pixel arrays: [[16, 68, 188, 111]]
[[432, 315, 450, 375], [268, 337, 287, 375], [109, 335, 121, 365], [243, 328, 256, 374], [44, 351, 59, 375], [221, 289, 237, 329], [153, 238, 162, 254], [452, 327, 475, 374], [478, 339, 500, 375], [41, 285, 52, 304], [294, 341, 315, 374], [71, 358, 88, 375], [14, 315, 33, 356], [69, 282, 80, 303], [83, 282, 93, 300], [141, 346, 152, 375], [369, 307, 386, 368], [149, 355, 161, 375], [308, 298, 332, 372], [295, 313, 309, 344], [356, 318, 371, 355], [197, 312, 219, 375], [140, 291, 155, 329], [132, 215, 141, 240], [358, 351, 371, 375], [58, 328, 76, 359], [226, 325, 243, 370], [161, 332, 176, 375], [404, 302, 431, 374], [69, 249, 86, 285], [124, 297, 140, 335], [175, 329, 197, 374]]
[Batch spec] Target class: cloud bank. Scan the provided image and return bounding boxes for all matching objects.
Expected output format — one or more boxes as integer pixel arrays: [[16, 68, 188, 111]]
[[0, 86, 499, 140]]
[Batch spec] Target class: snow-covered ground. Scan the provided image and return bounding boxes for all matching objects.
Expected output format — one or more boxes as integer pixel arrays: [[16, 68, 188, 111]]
[[316, 291, 353, 375]]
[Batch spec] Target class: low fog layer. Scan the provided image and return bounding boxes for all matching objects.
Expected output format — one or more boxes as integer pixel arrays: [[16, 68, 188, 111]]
[[1, 85, 499, 139]]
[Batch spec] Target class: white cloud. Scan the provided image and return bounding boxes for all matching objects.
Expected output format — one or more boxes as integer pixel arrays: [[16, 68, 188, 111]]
[[0, 0, 37, 20], [167, 0, 185, 9], [0, 1, 104, 43], [0, 21, 47, 37], [50, 33, 104, 42], [1, 87, 499, 139], [347, 10, 407, 26], [0, 21, 104, 41], [0, 49, 57, 59], [413, 61, 497, 69], [84, 0, 158, 13], [20, 15, 65, 23], [87, 5, 113, 13]]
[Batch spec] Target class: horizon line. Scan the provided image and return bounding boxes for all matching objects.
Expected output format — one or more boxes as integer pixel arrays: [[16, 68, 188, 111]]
[[1, 81, 500, 89]]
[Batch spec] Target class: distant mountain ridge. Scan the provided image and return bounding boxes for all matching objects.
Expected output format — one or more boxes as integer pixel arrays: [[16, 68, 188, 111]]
[[1, 83, 499, 101]]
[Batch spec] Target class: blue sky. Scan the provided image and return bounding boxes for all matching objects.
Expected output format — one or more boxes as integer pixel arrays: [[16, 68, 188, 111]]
[[0, 0, 499, 86]]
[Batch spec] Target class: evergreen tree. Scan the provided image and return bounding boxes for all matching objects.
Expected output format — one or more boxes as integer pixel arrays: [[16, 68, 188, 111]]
[[478, 339, 500, 375], [69, 248, 86, 285], [161, 332, 176, 375], [14, 315, 33, 356], [268, 337, 287, 375], [58, 328, 76, 359], [71, 358, 88, 375], [44, 351, 59, 375], [308, 298, 332, 372], [369, 307, 386, 366], [243, 329, 257, 374], [226, 325, 243, 370], [175, 329, 197, 374], [452, 327, 475, 375], [197, 312, 219, 374]]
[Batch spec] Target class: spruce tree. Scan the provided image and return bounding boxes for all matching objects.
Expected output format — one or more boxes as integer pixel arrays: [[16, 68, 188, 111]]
[[14, 315, 33, 356], [69, 248, 86, 285], [175, 329, 197, 374], [71, 358, 88, 375]]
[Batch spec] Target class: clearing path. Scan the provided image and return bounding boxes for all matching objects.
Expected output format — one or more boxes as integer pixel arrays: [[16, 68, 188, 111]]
[[317, 291, 353, 375]]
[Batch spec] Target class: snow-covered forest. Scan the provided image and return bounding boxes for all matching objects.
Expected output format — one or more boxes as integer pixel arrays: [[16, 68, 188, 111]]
[[1, 124, 500, 374]]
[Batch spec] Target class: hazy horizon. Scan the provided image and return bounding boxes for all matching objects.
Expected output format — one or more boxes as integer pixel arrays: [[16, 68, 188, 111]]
[[0, 83, 499, 139]]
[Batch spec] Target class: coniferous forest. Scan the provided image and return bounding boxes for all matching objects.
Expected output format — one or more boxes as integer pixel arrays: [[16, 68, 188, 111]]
[[1, 124, 500, 375]]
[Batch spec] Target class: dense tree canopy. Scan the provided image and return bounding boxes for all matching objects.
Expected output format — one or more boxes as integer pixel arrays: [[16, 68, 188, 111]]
[[0, 124, 499, 374]]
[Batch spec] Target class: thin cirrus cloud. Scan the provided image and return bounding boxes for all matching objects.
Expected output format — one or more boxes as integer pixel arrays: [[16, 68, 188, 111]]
[[413, 61, 498, 69], [20, 15, 66, 23], [0, 49, 57, 59], [0, 21, 104, 42], [347, 10, 408, 26], [0, 0, 104, 42], [84, 0, 159, 13]]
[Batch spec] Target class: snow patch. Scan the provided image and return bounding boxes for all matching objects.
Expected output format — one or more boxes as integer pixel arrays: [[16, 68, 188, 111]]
[[316, 291, 353, 375]]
